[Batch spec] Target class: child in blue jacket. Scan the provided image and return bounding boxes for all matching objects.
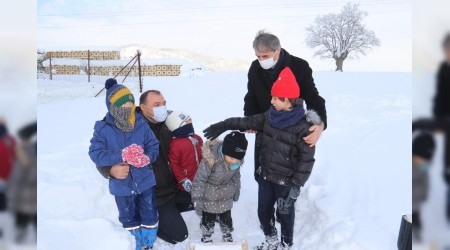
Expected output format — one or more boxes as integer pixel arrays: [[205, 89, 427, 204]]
[[89, 79, 160, 250]]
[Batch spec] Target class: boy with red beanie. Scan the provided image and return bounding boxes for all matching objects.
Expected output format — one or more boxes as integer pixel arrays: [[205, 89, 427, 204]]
[[203, 67, 321, 250]]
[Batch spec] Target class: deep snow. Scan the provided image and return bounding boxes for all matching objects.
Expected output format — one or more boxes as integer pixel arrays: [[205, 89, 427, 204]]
[[37, 71, 412, 250]]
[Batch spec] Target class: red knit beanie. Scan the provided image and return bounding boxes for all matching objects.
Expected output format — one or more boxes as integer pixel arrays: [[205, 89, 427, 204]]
[[271, 67, 300, 98]]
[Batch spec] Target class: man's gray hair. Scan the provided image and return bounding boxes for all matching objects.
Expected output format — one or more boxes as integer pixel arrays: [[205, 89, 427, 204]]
[[253, 30, 281, 52], [443, 33, 450, 49]]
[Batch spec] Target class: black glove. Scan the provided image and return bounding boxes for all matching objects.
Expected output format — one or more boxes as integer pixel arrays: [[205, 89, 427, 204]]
[[203, 121, 227, 140], [254, 168, 261, 182], [282, 183, 301, 210]]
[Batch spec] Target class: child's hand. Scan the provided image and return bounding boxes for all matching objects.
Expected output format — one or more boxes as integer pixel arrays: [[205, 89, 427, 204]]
[[193, 200, 203, 216], [233, 189, 240, 202], [283, 184, 301, 209], [133, 154, 150, 168], [122, 144, 144, 162], [122, 144, 150, 168], [180, 178, 193, 193]]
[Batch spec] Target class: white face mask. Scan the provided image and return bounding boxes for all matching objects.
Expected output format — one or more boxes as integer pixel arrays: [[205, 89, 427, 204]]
[[152, 106, 168, 122], [258, 49, 278, 69], [259, 57, 276, 70]]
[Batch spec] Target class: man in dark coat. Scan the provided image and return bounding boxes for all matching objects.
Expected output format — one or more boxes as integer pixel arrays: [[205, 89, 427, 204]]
[[97, 90, 193, 244], [244, 30, 327, 181], [433, 33, 450, 222]]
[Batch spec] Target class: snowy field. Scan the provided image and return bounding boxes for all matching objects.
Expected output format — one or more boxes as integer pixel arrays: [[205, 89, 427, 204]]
[[37, 71, 412, 250]]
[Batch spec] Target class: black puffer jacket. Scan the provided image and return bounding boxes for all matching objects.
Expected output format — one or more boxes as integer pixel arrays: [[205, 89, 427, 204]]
[[244, 49, 327, 129], [433, 62, 450, 118], [221, 110, 321, 187], [147, 115, 178, 206]]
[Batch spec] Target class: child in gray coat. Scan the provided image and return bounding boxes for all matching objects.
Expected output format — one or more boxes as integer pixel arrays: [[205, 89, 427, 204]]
[[191, 131, 248, 243]]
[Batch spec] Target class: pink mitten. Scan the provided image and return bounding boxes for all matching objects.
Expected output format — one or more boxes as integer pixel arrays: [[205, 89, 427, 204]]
[[122, 144, 150, 168], [131, 154, 150, 168], [122, 144, 144, 163]]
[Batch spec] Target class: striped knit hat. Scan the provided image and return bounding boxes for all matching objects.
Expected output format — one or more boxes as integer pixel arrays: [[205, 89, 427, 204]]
[[105, 78, 136, 130], [105, 78, 135, 110]]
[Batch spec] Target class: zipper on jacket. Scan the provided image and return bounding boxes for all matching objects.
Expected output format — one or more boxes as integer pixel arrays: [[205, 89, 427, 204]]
[[124, 131, 138, 194]]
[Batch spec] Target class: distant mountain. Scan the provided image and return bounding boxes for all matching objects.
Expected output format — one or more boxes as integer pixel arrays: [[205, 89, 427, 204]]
[[120, 44, 250, 71]]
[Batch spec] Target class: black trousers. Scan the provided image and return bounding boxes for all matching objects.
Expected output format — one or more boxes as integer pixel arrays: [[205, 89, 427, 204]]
[[0, 193, 6, 211], [201, 210, 233, 236], [15, 212, 37, 229], [412, 211, 421, 231], [157, 191, 193, 244], [258, 178, 295, 245]]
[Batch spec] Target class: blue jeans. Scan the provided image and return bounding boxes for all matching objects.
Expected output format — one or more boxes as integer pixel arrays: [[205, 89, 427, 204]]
[[258, 177, 295, 245], [115, 187, 158, 228]]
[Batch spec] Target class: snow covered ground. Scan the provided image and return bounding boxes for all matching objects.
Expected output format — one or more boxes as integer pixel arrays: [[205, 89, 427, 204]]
[[37, 71, 412, 250]]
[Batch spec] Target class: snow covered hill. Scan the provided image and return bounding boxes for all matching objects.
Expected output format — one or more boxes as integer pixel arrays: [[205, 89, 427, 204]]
[[120, 45, 251, 71]]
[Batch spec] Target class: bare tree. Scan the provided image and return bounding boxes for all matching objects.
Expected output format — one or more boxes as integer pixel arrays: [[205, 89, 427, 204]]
[[37, 49, 48, 73], [306, 2, 380, 71]]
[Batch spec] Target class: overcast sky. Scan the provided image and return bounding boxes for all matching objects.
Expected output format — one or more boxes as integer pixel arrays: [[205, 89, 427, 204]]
[[37, 0, 411, 72]]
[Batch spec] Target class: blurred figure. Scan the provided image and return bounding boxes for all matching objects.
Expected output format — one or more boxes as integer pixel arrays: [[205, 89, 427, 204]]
[[6, 121, 37, 244], [433, 33, 450, 223], [412, 131, 436, 242], [0, 119, 16, 239]]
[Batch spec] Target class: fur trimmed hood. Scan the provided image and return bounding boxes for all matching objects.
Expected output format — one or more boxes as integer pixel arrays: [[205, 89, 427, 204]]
[[306, 110, 321, 125], [201, 139, 222, 167]]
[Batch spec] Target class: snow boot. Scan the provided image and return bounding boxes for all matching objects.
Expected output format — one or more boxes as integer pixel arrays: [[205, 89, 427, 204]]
[[280, 241, 293, 250], [127, 227, 142, 250], [222, 233, 233, 242], [254, 235, 279, 250], [201, 234, 213, 243], [15, 227, 27, 244], [141, 226, 157, 249]]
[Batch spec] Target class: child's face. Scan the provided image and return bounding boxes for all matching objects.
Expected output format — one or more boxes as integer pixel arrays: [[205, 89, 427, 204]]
[[121, 101, 134, 108], [224, 154, 240, 165], [413, 155, 429, 166], [271, 96, 292, 111]]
